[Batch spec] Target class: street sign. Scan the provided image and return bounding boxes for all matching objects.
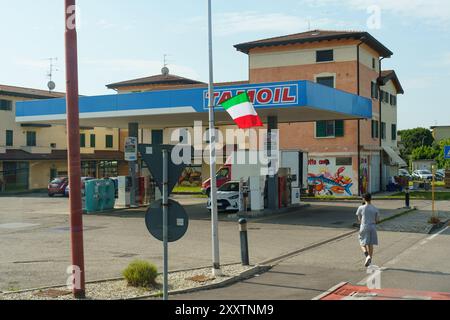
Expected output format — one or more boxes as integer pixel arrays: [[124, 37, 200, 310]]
[[445, 146, 450, 160], [145, 199, 189, 243], [138, 144, 192, 194], [124, 137, 138, 162]]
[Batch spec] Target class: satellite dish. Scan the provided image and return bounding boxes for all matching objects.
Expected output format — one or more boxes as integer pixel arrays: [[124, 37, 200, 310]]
[[161, 67, 170, 76], [47, 81, 56, 91]]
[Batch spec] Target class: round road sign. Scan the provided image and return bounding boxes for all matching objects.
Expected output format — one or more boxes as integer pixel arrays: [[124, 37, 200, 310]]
[[145, 199, 189, 242]]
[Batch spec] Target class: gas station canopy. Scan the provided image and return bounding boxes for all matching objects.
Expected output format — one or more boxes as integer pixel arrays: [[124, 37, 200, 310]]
[[16, 80, 372, 128]]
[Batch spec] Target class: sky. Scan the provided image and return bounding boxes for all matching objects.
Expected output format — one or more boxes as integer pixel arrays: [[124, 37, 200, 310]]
[[0, 0, 449, 130]]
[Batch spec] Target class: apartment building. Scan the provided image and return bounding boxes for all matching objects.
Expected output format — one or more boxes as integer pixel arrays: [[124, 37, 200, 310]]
[[105, 30, 404, 195], [0, 84, 124, 192], [234, 30, 405, 195], [431, 126, 450, 143]]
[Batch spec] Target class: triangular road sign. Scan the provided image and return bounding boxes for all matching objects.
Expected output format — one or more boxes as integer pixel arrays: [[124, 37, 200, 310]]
[[138, 144, 193, 194]]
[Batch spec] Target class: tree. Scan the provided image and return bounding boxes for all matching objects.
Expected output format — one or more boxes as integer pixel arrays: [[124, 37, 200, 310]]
[[411, 145, 439, 161], [399, 128, 435, 160]]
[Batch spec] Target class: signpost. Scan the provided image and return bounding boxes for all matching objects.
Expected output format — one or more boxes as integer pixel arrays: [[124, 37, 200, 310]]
[[64, 0, 85, 299], [139, 144, 191, 301], [124, 137, 138, 162], [445, 146, 450, 160]]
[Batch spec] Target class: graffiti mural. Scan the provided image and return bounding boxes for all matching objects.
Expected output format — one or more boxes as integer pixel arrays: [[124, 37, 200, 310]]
[[308, 158, 355, 196]]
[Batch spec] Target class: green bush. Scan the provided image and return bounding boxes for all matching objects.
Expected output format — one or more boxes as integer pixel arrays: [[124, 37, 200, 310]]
[[123, 260, 158, 288]]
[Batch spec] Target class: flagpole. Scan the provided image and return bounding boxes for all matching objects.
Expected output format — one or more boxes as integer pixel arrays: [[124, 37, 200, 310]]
[[207, 0, 221, 277]]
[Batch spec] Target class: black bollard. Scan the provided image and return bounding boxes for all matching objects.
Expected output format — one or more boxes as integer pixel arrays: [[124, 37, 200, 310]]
[[239, 218, 250, 266], [405, 189, 410, 208]]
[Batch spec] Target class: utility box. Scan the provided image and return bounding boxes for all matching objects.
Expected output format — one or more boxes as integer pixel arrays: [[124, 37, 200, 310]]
[[291, 187, 301, 205], [84, 179, 116, 214], [249, 176, 265, 211], [117, 176, 132, 208], [281, 150, 308, 204]]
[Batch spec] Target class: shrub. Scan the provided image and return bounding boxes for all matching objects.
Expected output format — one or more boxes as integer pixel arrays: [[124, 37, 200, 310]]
[[123, 260, 158, 288]]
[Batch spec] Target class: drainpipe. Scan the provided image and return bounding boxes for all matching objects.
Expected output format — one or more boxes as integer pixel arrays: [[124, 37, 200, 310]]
[[379, 57, 386, 191], [357, 37, 366, 196]]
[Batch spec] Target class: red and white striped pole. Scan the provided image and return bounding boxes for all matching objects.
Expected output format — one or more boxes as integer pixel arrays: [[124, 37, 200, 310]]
[[64, 0, 86, 299]]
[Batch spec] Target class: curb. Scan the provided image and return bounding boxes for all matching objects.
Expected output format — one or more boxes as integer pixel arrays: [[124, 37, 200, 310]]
[[0, 262, 241, 295], [428, 219, 450, 235], [378, 207, 417, 224], [312, 282, 348, 300], [126, 265, 272, 300], [259, 230, 358, 266], [257, 207, 417, 267]]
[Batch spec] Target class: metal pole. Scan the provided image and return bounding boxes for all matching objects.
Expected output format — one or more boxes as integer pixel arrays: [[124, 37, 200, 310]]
[[129, 123, 139, 208], [207, 0, 221, 277], [405, 188, 410, 209], [432, 165, 436, 218], [239, 219, 250, 266], [162, 149, 169, 300], [64, 0, 85, 299]]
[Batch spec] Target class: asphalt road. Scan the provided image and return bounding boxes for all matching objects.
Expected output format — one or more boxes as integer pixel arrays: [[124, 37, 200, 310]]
[[174, 224, 450, 300], [0, 194, 448, 295]]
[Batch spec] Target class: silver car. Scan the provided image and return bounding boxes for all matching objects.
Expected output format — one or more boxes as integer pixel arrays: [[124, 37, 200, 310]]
[[412, 170, 433, 181]]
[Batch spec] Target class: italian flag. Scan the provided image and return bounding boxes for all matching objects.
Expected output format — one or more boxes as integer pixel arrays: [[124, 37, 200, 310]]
[[221, 92, 263, 129]]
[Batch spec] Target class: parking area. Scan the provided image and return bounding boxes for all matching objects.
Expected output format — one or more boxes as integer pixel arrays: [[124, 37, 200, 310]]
[[0, 194, 435, 292]]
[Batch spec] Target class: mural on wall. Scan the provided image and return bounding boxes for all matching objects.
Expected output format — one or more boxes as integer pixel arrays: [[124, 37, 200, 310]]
[[308, 158, 355, 196], [177, 166, 203, 187], [360, 157, 369, 195]]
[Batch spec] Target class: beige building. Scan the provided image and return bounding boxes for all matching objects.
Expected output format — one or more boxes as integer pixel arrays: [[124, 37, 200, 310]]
[[0, 84, 125, 192], [431, 126, 450, 143]]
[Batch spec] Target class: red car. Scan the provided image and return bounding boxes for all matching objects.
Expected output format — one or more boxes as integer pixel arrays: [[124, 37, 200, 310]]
[[48, 177, 69, 197]]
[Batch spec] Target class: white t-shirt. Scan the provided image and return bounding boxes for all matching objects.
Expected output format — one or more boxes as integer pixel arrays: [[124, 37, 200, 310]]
[[356, 204, 379, 226]]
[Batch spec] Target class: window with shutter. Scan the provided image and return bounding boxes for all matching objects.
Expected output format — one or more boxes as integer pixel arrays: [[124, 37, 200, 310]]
[[316, 121, 326, 138], [80, 134, 86, 148], [316, 50, 334, 62], [335, 120, 344, 137]]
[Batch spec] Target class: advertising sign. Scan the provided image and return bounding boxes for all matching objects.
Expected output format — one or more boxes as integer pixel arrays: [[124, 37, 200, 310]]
[[124, 137, 138, 162]]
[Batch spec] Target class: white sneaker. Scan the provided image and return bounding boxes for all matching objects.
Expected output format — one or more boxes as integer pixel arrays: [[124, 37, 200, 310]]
[[365, 256, 372, 268]]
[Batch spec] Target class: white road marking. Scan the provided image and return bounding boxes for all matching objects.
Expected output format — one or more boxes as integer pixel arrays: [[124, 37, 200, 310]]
[[0, 223, 40, 229]]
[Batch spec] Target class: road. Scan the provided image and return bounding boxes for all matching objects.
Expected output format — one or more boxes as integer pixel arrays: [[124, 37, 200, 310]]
[[0, 193, 448, 295], [174, 223, 450, 300]]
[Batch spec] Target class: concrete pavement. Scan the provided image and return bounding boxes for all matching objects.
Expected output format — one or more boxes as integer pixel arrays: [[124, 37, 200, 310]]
[[0, 193, 445, 294], [173, 225, 450, 300]]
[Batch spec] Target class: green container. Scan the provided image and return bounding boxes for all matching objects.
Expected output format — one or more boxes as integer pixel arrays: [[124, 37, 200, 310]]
[[84, 180, 101, 213], [84, 179, 116, 213]]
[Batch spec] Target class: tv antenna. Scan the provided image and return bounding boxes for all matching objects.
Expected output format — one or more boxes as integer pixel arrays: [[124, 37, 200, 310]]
[[46, 57, 58, 91], [161, 54, 171, 76]]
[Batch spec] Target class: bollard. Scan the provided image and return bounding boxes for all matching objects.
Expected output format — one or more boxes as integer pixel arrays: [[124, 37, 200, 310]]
[[239, 218, 250, 266], [405, 189, 410, 209]]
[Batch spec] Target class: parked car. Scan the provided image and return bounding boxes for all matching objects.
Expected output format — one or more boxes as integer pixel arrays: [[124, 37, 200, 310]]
[[48, 177, 68, 197], [398, 169, 412, 180], [412, 170, 434, 181], [207, 181, 242, 213], [202, 165, 231, 196], [64, 177, 95, 197], [436, 169, 445, 181]]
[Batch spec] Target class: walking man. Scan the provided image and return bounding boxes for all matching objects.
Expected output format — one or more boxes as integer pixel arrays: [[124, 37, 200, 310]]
[[356, 193, 380, 267]]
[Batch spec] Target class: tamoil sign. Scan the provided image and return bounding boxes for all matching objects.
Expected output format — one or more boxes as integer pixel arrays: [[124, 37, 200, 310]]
[[204, 83, 299, 110]]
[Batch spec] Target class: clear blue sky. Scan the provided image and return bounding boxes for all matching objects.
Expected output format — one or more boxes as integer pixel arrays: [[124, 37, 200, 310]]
[[0, 0, 449, 130]]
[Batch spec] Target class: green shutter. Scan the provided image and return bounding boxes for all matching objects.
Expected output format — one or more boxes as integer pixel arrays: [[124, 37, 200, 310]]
[[316, 121, 326, 138], [335, 120, 344, 137], [80, 134, 86, 148], [106, 135, 113, 148], [392, 124, 397, 140], [6, 130, 13, 147], [90, 134, 96, 148]]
